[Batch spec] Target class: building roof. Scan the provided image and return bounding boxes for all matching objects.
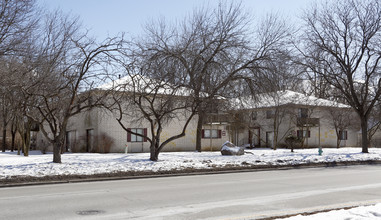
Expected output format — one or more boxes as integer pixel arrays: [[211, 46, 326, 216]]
[[97, 74, 193, 97], [232, 90, 350, 110]]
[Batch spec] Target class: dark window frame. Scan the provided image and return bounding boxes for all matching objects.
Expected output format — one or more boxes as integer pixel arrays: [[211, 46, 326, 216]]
[[266, 110, 275, 119], [297, 130, 311, 138], [298, 108, 309, 118], [127, 128, 148, 142], [339, 130, 348, 140], [251, 111, 257, 120], [202, 129, 222, 139]]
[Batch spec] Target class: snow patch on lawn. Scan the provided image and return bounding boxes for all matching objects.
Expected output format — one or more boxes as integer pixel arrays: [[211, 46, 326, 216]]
[[281, 203, 381, 219], [1, 148, 381, 179]]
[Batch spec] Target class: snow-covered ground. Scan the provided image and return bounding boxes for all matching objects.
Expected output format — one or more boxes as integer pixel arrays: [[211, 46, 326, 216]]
[[1, 147, 381, 179], [281, 203, 381, 219], [2, 148, 381, 219]]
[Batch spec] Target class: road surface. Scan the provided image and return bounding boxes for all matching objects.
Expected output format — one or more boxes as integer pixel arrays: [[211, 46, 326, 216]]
[[1, 165, 381, 219]]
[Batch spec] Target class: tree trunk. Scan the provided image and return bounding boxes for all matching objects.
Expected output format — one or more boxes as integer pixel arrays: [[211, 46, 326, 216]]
[[22, 140, 28, 156], [22, 131, 31, 156], [53, 141, 62, 163], [17, 140, 20, 155], [336, 138, 340, 149], [52, 122, 68, 163], [273, 112, 278, 150], [11, 123, 16, 152], [22, 131, 30, 157], [360, 118, 369, 153], [2, 128, 6, 152], [20, 132, 27, 156], [196, 111, 204, 152], [11, 131, 15, 152], [150, 142, 159, 161]]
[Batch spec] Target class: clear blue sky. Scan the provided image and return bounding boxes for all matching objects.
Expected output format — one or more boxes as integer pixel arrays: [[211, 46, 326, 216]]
[[38, 0, 315, 40]]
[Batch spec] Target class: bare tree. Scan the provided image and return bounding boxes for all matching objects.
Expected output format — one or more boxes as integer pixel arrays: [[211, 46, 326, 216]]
[[0, 53, 35, 155], [300, 0, 381, 153], [111, 72, 197, 161], [22, 10, 122, 163], [328, 107, 355, 148], [0, 0, 38, 152], [269, 98, 294, 150], [250, 51, 301, 150], [138, 2, 290, 152], [0, 0, 38, 56], [10, 117, 17, 152], [0, 60, 12, 151], [367, 103, 381, 147], [109, 31, 198, 161]]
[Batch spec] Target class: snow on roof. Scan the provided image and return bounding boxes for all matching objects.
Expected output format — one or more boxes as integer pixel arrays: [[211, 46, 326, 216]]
[[97, 74, 220, 99], [233, 90, 350, 109], [97, 74, 193, 96]]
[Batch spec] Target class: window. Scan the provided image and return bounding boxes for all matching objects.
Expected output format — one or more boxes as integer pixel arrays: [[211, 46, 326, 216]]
[[266, 110, 275, 119], [131, 128, 143, 142], [202, 129, 222, 139], [127, 128, 147, 142], [206, 102, 219, 114], [250, 111, 257, 120], [298, 108, 308, 118], [339, 130, 348, 140], [297, 130, 310, 138]]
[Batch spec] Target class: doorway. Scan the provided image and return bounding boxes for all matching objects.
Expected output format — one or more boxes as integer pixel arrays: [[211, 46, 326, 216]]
[[65, 130, 76, 152], [86, 129, 94, 152], [249, 128, 260, 147], [266, 131, 274, 148]]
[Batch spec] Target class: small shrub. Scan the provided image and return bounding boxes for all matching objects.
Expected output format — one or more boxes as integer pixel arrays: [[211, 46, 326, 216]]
[[285, 134, 302, 152], [73, 132, 115, 153], [96, 133, 114, 153]]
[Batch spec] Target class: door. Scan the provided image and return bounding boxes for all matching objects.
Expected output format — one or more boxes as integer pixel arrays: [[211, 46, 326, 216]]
[[86, 129, 94, 152], [249, 128, 260, 147], [65, 130, 76, 152], [266, 131, 274, 148], [252, 128, 260, 147]]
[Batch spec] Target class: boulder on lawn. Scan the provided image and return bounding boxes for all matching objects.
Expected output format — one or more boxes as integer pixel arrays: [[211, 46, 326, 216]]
[[221, 141, 244, 156]]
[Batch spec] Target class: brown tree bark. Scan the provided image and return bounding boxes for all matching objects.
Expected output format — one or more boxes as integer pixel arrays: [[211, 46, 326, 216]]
[[11, 129, 15, 152], [2, 128, 6, 152], [196, 111, 204, 152], [53, 141, 62, 163], [360, 118, 369, 153]]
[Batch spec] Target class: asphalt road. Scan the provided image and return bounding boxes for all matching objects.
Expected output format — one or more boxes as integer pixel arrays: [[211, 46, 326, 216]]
[[1, 165, 381, 220]]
